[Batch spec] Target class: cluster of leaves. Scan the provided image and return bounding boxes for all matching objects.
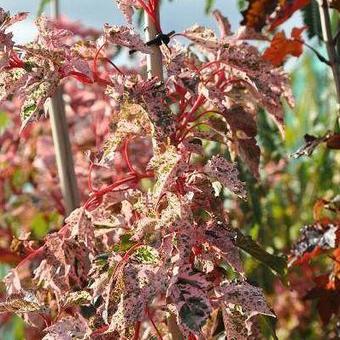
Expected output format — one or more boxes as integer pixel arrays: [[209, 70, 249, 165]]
[[0, 0, 338, 339], [288, 198, 339, 330], [237, 52, 339, 339]]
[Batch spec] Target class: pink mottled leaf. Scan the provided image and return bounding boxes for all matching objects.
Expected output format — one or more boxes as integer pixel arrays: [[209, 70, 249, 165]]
[[212, 9, 232, 38], [36, 16, 73, 50], [104, 24, 151, 54], [205, 220, 244, 274], [42, 314, 90, 340], [114, 0, 142, 24], [204, 155, 247, 199], [107, 250, 167, 333], [183, 25, 219, 51], [167, 264, 212, 336], [217, 280, 275, 335]]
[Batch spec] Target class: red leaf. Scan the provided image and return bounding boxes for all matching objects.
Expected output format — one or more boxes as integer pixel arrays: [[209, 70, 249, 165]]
[[240, 0, 279, 31], [263, 27, 305, 66], [290, 223, 338, 265], [238, 138, 261, 178], [269, 0, 310, 31], [0, 248, 22, 265], [304, 275, 340, 325]]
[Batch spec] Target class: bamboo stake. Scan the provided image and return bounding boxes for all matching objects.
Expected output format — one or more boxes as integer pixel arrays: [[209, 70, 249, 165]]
[[144, 4, 163, 81], [143, 3, 182, 339], [317, 0, 340, 111], [48, 0, 80, 214]]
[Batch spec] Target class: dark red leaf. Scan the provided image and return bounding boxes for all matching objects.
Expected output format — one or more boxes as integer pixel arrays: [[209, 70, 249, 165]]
[[263, 27, 305, 66], [269, 0, 310, 31], [240, 0, 279, 31]]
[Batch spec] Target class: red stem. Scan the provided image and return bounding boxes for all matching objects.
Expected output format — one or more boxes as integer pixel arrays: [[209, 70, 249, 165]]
[[133, 321, 141, 340], [66, 71, 93, 84], [137, 0, 162, 32], [92, 44, 113, 86], [147, 308, 163, 340], [123, 137, 139, 176], [178, 121, 212, 143], [103, 57, 124, 75]]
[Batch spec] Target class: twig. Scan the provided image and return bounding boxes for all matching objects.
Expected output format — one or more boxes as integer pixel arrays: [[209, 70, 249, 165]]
[[48, 0, 80, 214], [296, 39, 331, 65], [317, 0, 340, 111]]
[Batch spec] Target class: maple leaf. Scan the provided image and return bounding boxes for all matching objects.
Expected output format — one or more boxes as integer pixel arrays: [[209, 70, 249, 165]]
[[269, 0, 311, 31], [291, 132, 337, 158], [183, 25, 219, 51], [21, 78, 59, 131], [217, 280, 275, 336], [263, 27, 306, 66], [107, 258, 167, 333], [212, 9, 232, 38], [0, 8, 28, 69], [290, 222, 338, 265], [222, 307, 250, 340], [140, 80, 176, 141], [153, 193, 184, 234], [240, 0, 278, 31], [36, 16, 73, 50], [223, 105, 260, 177], [3, 269, 22, 295], [237, 138, 261, 178], [304, 274, 340, 325], [66, 207, 95, 251], [33, 233, 92, 306], [148, 145, 183, 199], [42, 314, 90, 340], [167, 265, 212, 336], [218, 45, 293, 133], [63, 291, 92, 308], [0, 290, 46, 314], [104, 24, 152, 54], [204, 155, 247, 199], [99, 102, 151, 166], [114, 0, 142, 24], [205, 220, 244, 274], [0, 69, 29, 104]]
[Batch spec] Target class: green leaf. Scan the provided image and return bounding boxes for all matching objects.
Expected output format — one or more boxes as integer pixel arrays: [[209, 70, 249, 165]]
[[204, 0, 215, 13], [258, 315, 279, 340], [22, 103, 37, 117], [31, 213, 49, 239], [0, 111, 10, 135], [238, 0, 247, 11], [302, 0, 322, 43], [37, 0, 52, 16], [133, 246, 159, 264], [235, 229, 287, 280]]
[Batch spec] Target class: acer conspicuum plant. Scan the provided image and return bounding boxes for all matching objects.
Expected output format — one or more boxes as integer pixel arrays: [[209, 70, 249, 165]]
[[0, 1, 296, 338]]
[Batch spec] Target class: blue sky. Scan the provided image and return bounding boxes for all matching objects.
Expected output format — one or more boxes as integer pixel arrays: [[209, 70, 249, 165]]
[[2, 0, 302, 44]]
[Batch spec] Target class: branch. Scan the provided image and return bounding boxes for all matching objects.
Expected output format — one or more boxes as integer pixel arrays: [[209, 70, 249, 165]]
[[296, 39, 331, 65], [48, 0, 80, 214], [317, 0, 340, 110]]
